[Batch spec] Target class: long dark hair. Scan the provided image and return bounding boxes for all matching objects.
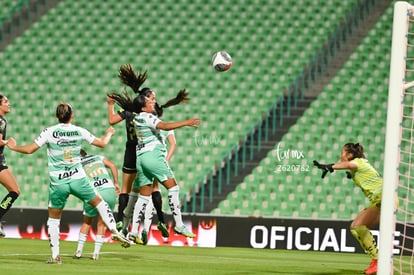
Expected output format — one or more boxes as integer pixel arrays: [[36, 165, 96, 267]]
[[119, 64, 148, 94], [343, 143, 366, 159], [109, 64, 190, 115], [107, 89, 153, 114], [154, 89, 190, 117]]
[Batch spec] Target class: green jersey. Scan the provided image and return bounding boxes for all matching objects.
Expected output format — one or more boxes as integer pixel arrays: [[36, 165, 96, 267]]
[[133, 112, 164, 155], [349, 158, 382, 203], [34, 123, 95, 185], [81, 154, 115, 190]]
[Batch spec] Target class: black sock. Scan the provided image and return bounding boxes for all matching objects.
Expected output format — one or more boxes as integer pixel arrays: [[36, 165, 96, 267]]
[[151, 191, 165, 223], [117, 193, 129, 222], [0, 191, 19, 220]]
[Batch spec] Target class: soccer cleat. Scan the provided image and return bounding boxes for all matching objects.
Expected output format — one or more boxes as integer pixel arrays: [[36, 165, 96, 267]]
[[127, 232, 143, 245], [364, 259, 378, 275], [0, 222, 5, 238], [174, 225, 196, 238], [157, 222, 169, 238], [72, 250, 82, 259], [111, 230, 131, 248], [91, 253, 99, 260], [46, 255, 62, 264], [141, 230, 148, 245]]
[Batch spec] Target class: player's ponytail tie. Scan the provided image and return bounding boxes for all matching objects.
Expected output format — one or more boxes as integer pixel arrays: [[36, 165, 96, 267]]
[[313, 160, 334, 179]]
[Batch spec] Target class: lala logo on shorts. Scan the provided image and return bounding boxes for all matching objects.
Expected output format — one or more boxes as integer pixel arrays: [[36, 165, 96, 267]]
[[93, 178, 109, 187], [58, 168, 79, 180]]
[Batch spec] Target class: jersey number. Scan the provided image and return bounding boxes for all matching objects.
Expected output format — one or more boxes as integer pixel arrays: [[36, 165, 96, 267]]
[[84, 163, 104, 179]]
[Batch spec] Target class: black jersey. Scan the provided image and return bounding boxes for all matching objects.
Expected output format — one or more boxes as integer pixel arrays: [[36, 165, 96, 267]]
[[118, 110, 137, 146], [0, 115, 7, 165]]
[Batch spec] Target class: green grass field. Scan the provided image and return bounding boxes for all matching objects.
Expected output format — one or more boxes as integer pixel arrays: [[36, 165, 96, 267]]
[[0, 238, 373, 275]]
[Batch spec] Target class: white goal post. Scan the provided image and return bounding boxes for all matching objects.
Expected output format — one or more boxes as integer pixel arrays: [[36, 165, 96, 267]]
[[379, 1, 414, 275]]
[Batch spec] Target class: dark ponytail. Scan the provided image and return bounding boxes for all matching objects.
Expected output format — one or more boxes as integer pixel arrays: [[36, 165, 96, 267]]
[[154, 89, 190, 118], [344, 142, 365, 159], [118, 64, 147, 94]]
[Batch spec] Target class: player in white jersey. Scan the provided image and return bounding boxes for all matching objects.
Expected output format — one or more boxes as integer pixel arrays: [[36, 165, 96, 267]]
[[73, 149, 120, 260], [141, 127, 176, 243], [111, 64, 147, 231], [108, 88, 199, 244], [108, 69, 190, 241], [7, 103, 130, 264]]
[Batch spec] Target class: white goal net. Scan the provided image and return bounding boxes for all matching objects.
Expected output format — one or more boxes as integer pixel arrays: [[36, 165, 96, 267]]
[[379, 2, 414, 275]]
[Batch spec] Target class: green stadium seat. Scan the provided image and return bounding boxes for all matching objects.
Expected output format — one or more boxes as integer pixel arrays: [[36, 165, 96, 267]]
[[0, 0, 370, 214]]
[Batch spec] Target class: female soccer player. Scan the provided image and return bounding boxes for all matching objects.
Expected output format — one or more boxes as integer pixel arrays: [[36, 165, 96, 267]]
[[7, 103, 130, 264], [141, 127, 176, 244], [73, 149, 120, 261], [313, 143, 382, 275], [111, 64, 147, 231], [109, 63, 189, 237], [107, 89, 200, 244], [0, 94, 20, 237]]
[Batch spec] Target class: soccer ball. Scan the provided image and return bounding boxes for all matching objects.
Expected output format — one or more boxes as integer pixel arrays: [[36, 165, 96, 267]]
[[211, 51, 232, 72]]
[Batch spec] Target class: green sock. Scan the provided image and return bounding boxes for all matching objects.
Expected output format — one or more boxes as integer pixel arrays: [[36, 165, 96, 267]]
[[350, 225, 378, 259]]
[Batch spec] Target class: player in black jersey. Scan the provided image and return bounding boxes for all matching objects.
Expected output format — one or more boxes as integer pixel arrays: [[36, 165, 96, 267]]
[[0, 94, 20, 237]]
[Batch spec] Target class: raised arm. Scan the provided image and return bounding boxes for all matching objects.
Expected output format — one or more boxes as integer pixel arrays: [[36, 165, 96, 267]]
[[7, 138, 40, 154], [157, 118, 200, 131], [92, 127, 115, 148], [333, 160, 358, 170], [107, 96, 124, 125]]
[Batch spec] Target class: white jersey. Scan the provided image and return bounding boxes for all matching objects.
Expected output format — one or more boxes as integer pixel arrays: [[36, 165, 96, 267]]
[[133, 112, 164, 155], [160, 129, 174, 144], [34, 123, 95, 185], [81, 154, 115, 190]]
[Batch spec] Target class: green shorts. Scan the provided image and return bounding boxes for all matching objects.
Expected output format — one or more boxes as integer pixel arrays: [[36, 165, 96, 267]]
[[48, 178, 98, 209], [133, 148, 175, 189], [83, 188, 117, 217]]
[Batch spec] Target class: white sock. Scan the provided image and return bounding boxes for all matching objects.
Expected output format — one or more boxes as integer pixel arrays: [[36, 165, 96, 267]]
[[122, 192, 138, 231], [93, 235, 104, 255], [76, 232, 88, 254], [168, 185, 184, 228], [130, 195, 150, 236], [47, 218, 60, 258], [95, 201, 116, 232], [143, 198, 154, 233]]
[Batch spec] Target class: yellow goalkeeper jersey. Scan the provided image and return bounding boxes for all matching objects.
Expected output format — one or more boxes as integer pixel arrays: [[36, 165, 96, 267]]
[[349, 158, 382, 203]]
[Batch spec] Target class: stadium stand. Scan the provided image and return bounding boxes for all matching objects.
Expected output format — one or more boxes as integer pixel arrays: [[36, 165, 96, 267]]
[[212, 2, 393, 219], [0, 0, 390, 220]]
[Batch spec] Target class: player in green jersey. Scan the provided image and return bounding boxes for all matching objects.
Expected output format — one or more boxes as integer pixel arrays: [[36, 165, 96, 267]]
[[7, 103, 130, 264], [314, 143, 382, 275], [73, 149, 120, 260], [108, 64, 189, 241], [107, 88, 199, 244], [141, 128, 176, 244], [110, 64, 147, 231]]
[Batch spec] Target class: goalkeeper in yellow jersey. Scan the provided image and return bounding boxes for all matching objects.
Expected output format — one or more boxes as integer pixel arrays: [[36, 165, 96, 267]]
[[313, 143, 381, 275]]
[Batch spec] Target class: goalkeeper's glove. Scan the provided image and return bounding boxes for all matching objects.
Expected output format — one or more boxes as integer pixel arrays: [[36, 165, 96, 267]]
[[313, 160, 334, 179]]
